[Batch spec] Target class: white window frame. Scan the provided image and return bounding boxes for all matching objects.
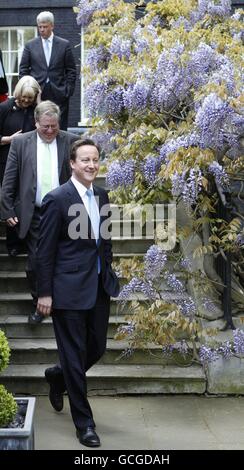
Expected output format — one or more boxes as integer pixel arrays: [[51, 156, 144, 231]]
[[0, 26, 37, 96], [79, 28, 89, 126]]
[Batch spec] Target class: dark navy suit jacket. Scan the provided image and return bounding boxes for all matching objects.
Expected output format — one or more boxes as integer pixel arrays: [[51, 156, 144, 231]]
[[19, 36, 76, 104], [36, 179, 120, 310]]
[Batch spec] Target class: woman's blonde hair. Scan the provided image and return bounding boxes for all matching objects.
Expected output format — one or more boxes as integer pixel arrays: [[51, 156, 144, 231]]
[[14, 75, 41, 101]]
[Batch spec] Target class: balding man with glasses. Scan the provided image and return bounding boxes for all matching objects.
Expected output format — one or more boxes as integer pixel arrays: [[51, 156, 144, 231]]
[[1, 101, 78, 324]]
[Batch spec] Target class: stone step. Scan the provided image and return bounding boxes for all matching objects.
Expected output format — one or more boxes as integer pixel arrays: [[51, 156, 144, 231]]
[[0, 223, 5, 237], [0, 272, 27, 292], [0, 270, 186, 293], [0, 315, 125, 339], [0, 252, 143, 271], [0, 291, 189, 316], [0, 236, 153, 255], [1, 363, 206, 395], [8, 338, 176, 366]]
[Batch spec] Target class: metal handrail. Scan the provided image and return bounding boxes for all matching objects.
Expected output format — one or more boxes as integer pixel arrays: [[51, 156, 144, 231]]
[[214, 178, 235, 330]]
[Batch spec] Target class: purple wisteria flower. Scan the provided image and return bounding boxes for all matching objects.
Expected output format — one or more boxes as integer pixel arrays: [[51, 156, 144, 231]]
[[106, 159, 135, 189], [190, 0, 231, 25], [182, 169, 203, 208], [123, 81, 150, 113], [91, 130, 116, 154], [195, 93, 235, 150], [218, 341, 233, 359], [174, 340, 190, 356], [132, 25, 149, 54], [121, 347, 134, 358], [119, 277, 157, 301], [208, 0, 232, 18], [117, 321, 135, 336], [199, 345, 219, 364], [210, 61, 236, 95], [150, 45, 191, 112], [196, 0, 231, 18], [178, 297, 197, 317], [104, 86, 124, 116], [233, 329, 244, 355], [159, 133, 198, 163], [86, 46, 110, 71], [109, 35, 132, 60], [180, 257, 192, 271], [187, 43, 225, 88], [171, 16, 192, 31], [141, 155, 161, 186], [162, 341, 190, 357], [203, 297, 219, 313], [85, 80, 108, 116], [85, 80, 124, 117], [236, 232, 244, 247], [144, 245, 167, 281], [162, 344, 175, 356], [171, 171, 187, 197], [208, 161, 229, 188], [166, 273, 185, 293], [231, 11, 242, 21], [171, 168, 203, 207], [76, 0, 110, 27], [196, 0, 209, 17]]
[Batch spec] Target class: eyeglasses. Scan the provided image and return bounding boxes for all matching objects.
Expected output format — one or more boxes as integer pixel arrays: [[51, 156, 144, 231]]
[[38, 124, 59, 130]]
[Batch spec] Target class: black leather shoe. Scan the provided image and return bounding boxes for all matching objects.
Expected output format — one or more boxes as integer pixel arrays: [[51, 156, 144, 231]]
[[28, 310, 44, 325], [76, 427, 101, 447], [45, 367, 64, 412]]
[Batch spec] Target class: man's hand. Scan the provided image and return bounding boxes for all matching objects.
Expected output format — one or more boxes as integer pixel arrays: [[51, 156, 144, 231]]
[[6, 216, 19, 227], [37, 296, 52, 316]]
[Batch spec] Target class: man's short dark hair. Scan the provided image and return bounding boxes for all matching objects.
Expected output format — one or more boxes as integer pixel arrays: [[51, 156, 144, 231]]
[[70, 139, 101, 161]]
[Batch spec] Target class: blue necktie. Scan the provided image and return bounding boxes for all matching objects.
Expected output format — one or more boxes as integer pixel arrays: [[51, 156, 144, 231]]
[[86, 189, 101, 273], [45, 39, 51, 65]]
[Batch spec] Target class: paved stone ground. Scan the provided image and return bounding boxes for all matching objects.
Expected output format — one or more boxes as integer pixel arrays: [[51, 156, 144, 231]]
[[35, 395, 244, 450]]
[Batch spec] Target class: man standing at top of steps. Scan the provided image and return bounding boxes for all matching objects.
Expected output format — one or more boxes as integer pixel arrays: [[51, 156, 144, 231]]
[[36, 139, 120, 447], [0, 101, 78, 324], [19, 11, 76, 130]]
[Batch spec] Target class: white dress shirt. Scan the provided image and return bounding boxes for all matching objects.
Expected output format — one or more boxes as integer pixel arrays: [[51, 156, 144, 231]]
[[71, 176, 100, 238], [42, 33, 53, 83], [36, 134, 59, 207], [42, 33, 53, 65]]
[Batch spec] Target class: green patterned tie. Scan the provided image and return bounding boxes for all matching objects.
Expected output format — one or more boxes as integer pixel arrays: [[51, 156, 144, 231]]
[[41, 143, 52, 201]]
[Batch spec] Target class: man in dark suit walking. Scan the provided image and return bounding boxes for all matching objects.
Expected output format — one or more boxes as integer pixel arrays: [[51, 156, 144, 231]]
[[1, 101, 78, 324], [36, 139, 120, 447], [19, 11, 76, 130]]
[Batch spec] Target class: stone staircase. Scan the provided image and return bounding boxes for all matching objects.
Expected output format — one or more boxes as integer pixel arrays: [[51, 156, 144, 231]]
[[0, 176, 206, 395]]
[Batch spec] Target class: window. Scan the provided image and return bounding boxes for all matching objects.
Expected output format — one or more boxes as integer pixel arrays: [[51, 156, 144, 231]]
[[0, 27, 37, 96]]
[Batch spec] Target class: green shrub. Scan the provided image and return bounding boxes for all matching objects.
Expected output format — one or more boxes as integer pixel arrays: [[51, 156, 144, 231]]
[[0, 329, 17, 427], [0, 329, 10, 373], [0, 385, 17, 428]]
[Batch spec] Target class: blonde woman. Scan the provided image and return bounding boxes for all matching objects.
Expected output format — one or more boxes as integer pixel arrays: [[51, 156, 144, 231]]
[[0, 75, 41, 255]]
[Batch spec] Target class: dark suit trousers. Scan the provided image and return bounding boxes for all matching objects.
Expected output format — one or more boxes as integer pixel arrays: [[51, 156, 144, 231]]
[[51, 275, 110, 431], [24, 207, 41, 307], [41, 83, 69, 131]]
